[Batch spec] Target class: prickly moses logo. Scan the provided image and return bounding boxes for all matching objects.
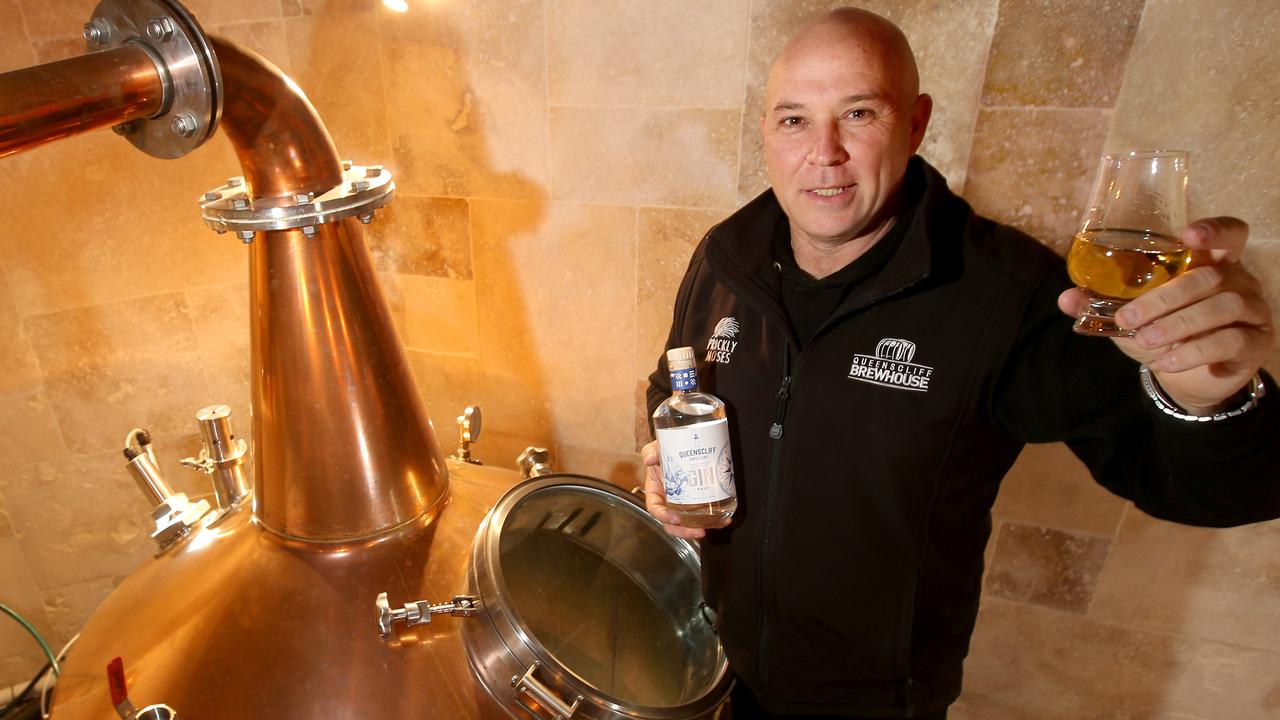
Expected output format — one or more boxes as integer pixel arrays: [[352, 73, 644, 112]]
[[848, 338, 934, 392], [705, 316, 740, 364]]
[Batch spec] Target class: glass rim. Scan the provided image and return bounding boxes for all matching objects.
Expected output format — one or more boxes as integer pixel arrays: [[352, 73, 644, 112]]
[[1103, 148, 1190, 160]]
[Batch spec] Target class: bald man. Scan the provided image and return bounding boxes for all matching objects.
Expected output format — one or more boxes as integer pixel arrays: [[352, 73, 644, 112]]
[[643, 7, 1278, 720]]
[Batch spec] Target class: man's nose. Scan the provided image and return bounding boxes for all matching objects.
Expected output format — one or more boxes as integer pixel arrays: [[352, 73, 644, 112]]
[[806, 122, 849, 166]]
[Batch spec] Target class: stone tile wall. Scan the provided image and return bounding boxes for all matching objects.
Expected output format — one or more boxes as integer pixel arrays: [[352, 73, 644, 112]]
[[1, 0, 1276, 715]]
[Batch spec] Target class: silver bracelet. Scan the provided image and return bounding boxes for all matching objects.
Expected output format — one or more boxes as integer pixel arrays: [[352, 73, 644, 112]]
[[1139, 366, 1266, 423]]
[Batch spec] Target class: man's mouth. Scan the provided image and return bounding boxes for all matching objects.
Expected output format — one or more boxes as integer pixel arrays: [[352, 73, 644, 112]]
[[807, 185, 853, 197]]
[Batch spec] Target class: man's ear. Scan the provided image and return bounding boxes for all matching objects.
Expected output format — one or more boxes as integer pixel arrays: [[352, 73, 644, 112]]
[[908, 93, 933, 154]]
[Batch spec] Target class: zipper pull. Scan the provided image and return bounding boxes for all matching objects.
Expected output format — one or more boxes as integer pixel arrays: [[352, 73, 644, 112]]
[[769, 375, 791, 439]]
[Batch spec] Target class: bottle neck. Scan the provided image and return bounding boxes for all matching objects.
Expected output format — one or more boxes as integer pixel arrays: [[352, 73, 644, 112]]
[[670, 365, 698, 395]]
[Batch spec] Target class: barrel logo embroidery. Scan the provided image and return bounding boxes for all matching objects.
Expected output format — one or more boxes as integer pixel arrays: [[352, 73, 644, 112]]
[[848, 337, 934, 392], [705, 316, 740, 364]]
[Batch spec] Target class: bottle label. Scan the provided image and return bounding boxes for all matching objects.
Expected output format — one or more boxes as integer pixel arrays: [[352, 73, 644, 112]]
[[656, 418, 735, 504], [670, 367, 697, 392]]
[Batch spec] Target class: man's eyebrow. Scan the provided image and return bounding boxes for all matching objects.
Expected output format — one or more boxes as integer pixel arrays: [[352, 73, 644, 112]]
[[770, 93, 887, 113]]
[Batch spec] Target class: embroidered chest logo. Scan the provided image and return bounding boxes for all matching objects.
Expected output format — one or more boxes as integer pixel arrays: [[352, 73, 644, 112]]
[[847, 338, 934, 392], [705, 316, 740, 364]]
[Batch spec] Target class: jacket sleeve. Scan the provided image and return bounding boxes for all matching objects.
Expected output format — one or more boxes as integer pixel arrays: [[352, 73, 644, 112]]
[[993, 263, 1280, 527]]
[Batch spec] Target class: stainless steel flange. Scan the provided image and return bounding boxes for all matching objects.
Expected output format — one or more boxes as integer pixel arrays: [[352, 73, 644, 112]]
[[87, 0, 221, 158], [198, 163, 396, 242]]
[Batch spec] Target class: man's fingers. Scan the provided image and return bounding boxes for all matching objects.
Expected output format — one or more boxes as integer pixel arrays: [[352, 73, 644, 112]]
[[1148, 326, 1268, 373], [1134, 288, 1271, 350], [1117, 265, 1233, 329], [1057, 287, 1089, 317], [1183, 216, 1249, 264]]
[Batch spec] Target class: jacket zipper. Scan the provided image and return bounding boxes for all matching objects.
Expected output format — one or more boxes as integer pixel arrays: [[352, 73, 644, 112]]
[[755, 340, 792, 694]]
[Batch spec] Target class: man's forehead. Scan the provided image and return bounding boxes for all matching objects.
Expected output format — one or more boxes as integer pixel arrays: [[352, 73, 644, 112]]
[[765, 47, 899, 107]]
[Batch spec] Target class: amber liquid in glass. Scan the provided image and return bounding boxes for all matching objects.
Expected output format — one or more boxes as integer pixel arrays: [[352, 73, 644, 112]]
[[1067, 228, 1192, 300]]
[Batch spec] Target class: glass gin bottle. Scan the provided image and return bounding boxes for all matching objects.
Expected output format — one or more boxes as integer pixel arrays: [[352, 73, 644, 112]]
[[652, 346, 737, 527]]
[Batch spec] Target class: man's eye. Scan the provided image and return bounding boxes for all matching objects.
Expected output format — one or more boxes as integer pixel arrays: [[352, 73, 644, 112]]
[[780, 117, 803, 128], [846, 108, 871, 121]]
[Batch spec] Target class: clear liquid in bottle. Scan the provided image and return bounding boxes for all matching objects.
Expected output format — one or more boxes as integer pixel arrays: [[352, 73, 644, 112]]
[[652, 346, 737, 527]]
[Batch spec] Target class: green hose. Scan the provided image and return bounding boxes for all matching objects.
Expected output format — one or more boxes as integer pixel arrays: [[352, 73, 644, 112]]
[[0, 602, 60, 676]]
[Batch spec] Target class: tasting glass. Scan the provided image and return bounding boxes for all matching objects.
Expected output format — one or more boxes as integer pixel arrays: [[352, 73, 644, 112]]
[[1068, 150, 1191, 337]]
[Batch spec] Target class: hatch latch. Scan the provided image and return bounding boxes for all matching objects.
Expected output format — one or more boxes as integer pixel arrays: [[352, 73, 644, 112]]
[[375, 592, 480, 640]]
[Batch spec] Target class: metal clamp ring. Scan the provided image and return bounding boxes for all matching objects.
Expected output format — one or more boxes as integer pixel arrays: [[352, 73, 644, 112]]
[[198, 163, 394, 242]]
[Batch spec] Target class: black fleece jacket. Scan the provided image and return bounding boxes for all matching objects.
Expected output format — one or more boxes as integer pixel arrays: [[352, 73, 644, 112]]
[[646, 157, 1280, 718]]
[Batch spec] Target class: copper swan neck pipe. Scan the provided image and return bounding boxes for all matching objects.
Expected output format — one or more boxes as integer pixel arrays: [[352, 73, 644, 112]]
[[209, 38, 343, 198], [0, 45, 165, 158], [211, 37, 449, 541]]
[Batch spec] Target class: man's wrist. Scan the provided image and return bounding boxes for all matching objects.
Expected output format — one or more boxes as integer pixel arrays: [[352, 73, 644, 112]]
[[1140, 366, 1266, 423]]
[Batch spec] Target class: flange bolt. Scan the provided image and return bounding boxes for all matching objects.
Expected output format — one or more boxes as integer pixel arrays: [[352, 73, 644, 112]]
[[83, 19, 111, 45], [146, 17, 175, 42], [170, 113, 198, 138]]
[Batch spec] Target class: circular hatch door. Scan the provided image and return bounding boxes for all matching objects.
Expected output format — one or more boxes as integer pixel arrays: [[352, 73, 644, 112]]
[[463, 474, 731, 719]]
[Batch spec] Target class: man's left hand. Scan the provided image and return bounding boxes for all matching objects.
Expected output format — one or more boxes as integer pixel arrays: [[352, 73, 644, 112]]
[[1058, 217, 1274, 414]]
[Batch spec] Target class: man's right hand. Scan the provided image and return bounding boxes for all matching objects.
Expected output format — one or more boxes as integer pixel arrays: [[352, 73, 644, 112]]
[[641, 440, 709, 540]]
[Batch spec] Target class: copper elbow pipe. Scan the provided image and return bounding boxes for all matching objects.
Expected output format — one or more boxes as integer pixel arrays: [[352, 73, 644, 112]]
[[212, 37, 449, 541], [208, 38, 343, 198], [0, 45, 164, 158]]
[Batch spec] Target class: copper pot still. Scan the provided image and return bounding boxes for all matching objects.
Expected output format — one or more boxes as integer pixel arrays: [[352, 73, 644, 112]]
[[0, 1, 731, 718]]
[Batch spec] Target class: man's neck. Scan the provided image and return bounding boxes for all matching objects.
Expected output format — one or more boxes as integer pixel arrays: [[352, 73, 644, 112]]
[[791, 218, 898, 279]]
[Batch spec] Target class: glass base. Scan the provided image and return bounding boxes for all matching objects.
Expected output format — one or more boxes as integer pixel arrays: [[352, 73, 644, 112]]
[[1073, 295, 1136, 337]]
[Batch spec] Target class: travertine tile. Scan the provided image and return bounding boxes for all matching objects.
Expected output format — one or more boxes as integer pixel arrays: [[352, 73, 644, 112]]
[[472, 200, 637, 453], [0, 451, 154, 590], [286, 13, 389, 164], [1168, 642, 1280, 720], [0, 390, 67, 467], [0, 0, 35, 73], [405, 349, 481, 442], [16, 0, 94, 39], [0, 270, 42, 395], [40, 575, 115, 644], [24, 292, 210, 456], [964, 108, 1110, 252], [554, 443, 644, 491], [386, 274, 479, 355], [1107, 1, 1280, 238], [474, 429, 551, 475], [0, 652, 45, 693], [379, 1, 549, 198], [210, 20, 292, 76], [179, 0, 284, 27], [0, 538, 56, 686], [0, 509, 12, 537], [184, 282, 251, 420], [366, 196, 471, 278], [0, 130, 246, 318], [549, 107, 739, 208], [1090, 510, 1280, 652], [992, 442, 1127, 537], [31, 37, 82, 64], [981, 0, 1144, 108], [634, 380, 652, 452], [954, 598, 1193, 720], [636, 208, 723, 382], [739, 0, 999, 200], [984, 522, 1109, 614], [548, 0, 749, 108]]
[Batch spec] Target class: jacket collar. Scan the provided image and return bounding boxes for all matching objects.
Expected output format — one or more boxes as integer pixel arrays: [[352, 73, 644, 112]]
[[704, 156, 969, 333]]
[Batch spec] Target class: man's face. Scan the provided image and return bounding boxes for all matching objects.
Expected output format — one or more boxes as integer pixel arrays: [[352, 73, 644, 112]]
[[761, 35, 929, 246]]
